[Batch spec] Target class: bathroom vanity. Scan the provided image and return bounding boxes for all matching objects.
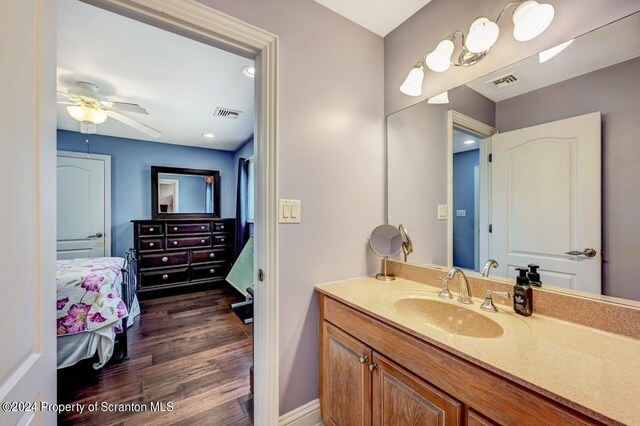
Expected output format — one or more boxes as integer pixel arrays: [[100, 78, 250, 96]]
[[317, 274, 640, 425]]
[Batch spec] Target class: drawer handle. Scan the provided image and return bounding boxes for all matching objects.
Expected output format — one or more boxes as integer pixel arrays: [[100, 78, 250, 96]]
[[149, 227, 154, 232], [174, 227, 178, 231], [162, 256, 168, 263], [209, 253, 215, 258], [201, 239, 206, 243], [162, 274, 169, 280], [173, 241, 178, 246], [220, 238, 225, 242], [220, 225, 224, 229], [209, 268, 216, 274], [149, 242, 155, 247], [358, 355, 368, 364], [201, 226, 206, 230]]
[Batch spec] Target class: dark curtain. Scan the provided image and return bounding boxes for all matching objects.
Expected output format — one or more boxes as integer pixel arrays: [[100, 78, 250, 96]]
[[235, 158, 250, 258]]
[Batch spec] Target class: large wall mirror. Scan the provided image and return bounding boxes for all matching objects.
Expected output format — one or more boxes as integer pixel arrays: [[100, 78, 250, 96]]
[[387, 12, 640, 303], [151, 166, 221, 219]]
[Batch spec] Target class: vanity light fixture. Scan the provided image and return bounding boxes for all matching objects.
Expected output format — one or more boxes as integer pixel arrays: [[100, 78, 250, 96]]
[[400, 0, 554, 96], [539, 38, 574, 63], [202, 132, 215, 138], [427, 91, 450, 104], [241, 66, 255, 78]]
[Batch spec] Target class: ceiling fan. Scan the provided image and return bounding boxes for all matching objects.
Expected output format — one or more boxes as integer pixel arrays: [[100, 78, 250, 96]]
[[57, 81, 161, 138]]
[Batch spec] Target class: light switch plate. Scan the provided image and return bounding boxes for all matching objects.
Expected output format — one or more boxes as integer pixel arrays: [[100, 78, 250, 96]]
[[456, 209, 466, 217], [279, 199, 301, 223], [437, 204, 448, 220]]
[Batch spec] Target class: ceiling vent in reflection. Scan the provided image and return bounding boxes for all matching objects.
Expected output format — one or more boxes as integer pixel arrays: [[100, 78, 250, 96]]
[[486, 72, 522, 89], [214, 107, 242, 119]]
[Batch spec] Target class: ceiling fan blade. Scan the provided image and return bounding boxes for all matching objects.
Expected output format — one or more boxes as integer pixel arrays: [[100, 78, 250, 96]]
[[108, 111, 162, 138], [57, 91, 78, 101], [102, 101, 149, 115]]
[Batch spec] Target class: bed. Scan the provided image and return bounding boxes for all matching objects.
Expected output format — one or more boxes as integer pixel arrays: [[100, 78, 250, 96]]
[[56, 250, 139, 369]]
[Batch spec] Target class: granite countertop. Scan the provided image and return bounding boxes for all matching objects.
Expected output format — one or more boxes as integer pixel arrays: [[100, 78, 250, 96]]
[[316, 277, 640, 425]]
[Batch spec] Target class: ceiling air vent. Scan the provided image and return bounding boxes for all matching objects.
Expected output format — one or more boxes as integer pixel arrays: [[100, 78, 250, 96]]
[[214, 107, 242, 119], [486, 72, 521, 89]]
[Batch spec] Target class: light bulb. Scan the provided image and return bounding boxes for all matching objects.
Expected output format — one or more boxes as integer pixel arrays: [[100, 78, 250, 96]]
[[66, 105, 108, 124], [425, 39, 454, 73], [465, 17, 500, 54], [400, 66, 425, 96], [539, 39, 574, 63], [513, 1, 555, 41], [427, 91, 449, 104]]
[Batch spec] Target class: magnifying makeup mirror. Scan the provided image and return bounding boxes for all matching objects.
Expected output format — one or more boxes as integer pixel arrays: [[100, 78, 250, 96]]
[[369, 224, 403, 281]]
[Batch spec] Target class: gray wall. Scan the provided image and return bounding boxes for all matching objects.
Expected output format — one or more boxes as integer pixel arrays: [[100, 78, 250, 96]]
[[387, 85, 495, 266], [496, 57, 640, 301], [195, 0, 385, 414], [384, 0, 640, 115]]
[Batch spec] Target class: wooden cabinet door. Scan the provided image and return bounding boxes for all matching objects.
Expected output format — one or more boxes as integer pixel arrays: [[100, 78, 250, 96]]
[[321, 323, 372, 426], [467, 409, 498, 426], [372, 354, 461, 426]]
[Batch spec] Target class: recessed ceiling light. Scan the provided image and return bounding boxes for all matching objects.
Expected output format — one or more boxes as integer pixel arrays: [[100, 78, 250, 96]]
[[241, 66, 255, 78], [464, 140, 476, 145], [202, 133, 215, 138]]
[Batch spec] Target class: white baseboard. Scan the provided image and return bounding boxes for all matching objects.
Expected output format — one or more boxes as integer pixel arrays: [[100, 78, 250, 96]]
[[279, 399, 324, 426]]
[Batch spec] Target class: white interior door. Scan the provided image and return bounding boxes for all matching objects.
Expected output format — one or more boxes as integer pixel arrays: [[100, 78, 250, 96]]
[[491, 112, 601, 293], [57, 152, 111, 259], [0, 0, 57, 424]]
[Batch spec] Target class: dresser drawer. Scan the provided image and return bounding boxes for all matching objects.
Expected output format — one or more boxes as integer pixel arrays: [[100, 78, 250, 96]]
[[140, 268, 189, 287], [212, 234, 231, 246], [167, 236, 211, 249], [191, 262, 229, 281], [138, 238, 163, 251], [191, 248, 230, 264], [140, 224, 163, 236], [213, 222, 230, 232], [139, 251, 188, 269], [166, 222, 211, 235]]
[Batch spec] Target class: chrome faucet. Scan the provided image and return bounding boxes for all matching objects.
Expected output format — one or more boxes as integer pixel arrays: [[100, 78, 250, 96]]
[[447, 267, 472, 304], [480, 259, 499, 277]]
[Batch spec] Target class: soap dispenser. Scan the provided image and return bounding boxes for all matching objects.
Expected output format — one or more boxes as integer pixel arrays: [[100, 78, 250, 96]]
[[513, 267, 533, 316], [527, 264, 542, 287]]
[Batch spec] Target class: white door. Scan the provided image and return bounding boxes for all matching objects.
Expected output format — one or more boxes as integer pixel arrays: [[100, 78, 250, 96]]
[[56, 152, 111, 259], [491, 112, 601, 293], [0, 1, 57, 424]]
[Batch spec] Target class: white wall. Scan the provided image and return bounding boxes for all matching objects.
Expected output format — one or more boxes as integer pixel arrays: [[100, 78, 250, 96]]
[[195, 0, 385, 414]]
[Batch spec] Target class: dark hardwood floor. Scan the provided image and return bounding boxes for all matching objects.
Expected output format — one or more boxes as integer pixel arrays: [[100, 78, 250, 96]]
[[58, 285, 253, 426]]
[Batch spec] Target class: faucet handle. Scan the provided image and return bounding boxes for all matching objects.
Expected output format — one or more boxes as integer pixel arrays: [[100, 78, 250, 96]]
[[480, 290, 511, 313], [437, 277, 453, 299]]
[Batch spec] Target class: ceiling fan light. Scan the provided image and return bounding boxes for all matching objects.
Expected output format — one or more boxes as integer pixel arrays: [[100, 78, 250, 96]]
[[465, 17, 500, 53], [425, 39, 454, 72], [513, 1, 554, 41], [66, 105, 108, 124], [400, 66, 425, 96], [427, 91, 449, 104], [539, 39, 574, 63]]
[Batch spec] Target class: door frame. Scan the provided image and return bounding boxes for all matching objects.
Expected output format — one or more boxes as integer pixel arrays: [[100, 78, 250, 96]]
[[447, 110, 497, 269], [158, 178, 180, 213], [57, 150, 112, 257], [67, 1, 280, 423]]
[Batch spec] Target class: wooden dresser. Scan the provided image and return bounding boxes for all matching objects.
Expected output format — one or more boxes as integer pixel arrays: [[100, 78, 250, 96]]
[[132, 218, 235, 293]]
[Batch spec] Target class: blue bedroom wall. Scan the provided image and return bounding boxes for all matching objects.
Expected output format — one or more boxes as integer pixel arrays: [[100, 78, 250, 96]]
[[57, 130, 237, 256], [452, 149, 479, 270]]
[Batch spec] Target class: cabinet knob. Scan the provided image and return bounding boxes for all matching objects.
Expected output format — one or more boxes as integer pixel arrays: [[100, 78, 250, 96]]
[[209, 269, 216, 274], [149, 242, 155, 247], [149, 227, 154, 232], [358, 355, 368, 364], [220, 238, 225, 242], [173, 241, 178, 245], [162, 256, 168, 263], [368, 363, 378, 372], [162, 274, 169, 280], [201, 239, 206, 243], [173, 227, 178, 231], [220, 225, 224, 229], [201, 226, 206, 230], [209, 253, 215, 258]]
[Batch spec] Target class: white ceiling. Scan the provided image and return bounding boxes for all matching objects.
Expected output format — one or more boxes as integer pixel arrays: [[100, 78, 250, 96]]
[[453, 129, 481, 154], [313, 0, 432, 37], [466, 13, 640, 102], [56, 1, 254, 151]]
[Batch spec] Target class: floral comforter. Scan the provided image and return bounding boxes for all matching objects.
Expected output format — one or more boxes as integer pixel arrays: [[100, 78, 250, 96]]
[[56, 257, 129, 336]]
